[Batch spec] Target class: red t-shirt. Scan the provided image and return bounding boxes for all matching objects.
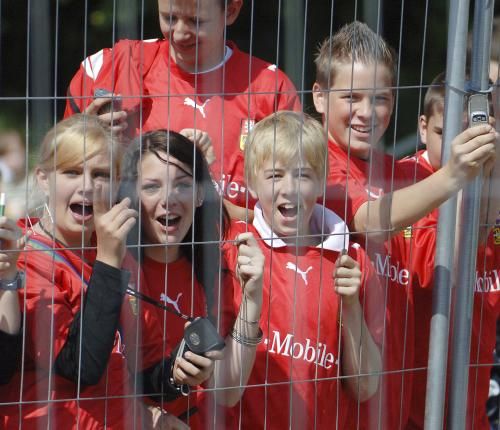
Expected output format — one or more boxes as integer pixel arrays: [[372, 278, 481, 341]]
[[220, 205, 384, 429], [1, 219, 139, 430], [399, 150, 500, 430], [325, 140, 415, 429], [64, 39, 301, 209], [136, 255, 235, 430]]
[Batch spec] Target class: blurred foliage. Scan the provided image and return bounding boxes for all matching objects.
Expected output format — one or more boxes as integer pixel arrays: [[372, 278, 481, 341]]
[[0, 0, 496, 154]]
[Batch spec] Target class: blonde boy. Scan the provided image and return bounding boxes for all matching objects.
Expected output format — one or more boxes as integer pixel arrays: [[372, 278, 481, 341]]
[[224, 111, 383, 429], [312, 21, 496, 430]]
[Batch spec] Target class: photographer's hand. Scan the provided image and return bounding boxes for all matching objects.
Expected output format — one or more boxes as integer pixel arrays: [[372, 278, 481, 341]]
[[172, 325, 223, 387], [85, 95, 128, 134]]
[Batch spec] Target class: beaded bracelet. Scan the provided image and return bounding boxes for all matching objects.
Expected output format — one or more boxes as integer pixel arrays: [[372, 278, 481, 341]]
[[238, 313, 260, 325], [230, 327, 263, 346]]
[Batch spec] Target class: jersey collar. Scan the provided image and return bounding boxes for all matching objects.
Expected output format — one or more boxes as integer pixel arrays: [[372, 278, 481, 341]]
[[252, 203, 349, 251]]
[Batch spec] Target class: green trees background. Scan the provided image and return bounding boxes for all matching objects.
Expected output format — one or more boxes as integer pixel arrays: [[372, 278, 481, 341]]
[[0, 1, 491, 155]]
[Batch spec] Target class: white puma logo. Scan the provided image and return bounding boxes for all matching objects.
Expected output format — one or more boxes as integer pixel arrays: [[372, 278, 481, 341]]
[[160, 292, 183, 314], [285, 262, 313, 285], [183, 97, 211, 118]]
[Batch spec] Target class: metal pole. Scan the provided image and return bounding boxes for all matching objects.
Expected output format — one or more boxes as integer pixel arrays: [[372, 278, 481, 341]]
[[362, 0, 383, 34], [447, 1, 494, 429], [423, 0, 470, 428], [116, 0, 139, 40], [29, 0, 52, 147], [282, 0, 304, 103]]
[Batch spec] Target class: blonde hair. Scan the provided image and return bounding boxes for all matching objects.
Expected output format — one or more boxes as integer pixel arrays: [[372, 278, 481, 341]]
[[244, 111, 328, 188], [38, 114, 122, 175], [315, 21, 397, 89]]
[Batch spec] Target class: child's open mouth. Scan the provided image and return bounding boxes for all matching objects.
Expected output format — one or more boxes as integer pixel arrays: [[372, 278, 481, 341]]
[[278, 204, 298, 218], [70, 203, 93, 216], [157, 214, 181, 228]]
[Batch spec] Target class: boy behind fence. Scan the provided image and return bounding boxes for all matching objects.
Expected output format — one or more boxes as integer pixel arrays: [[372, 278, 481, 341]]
[[221, 111, 384, 429], [312, 21, 497, 429], [399, 71, 500, 430], [64, 0, 300, 219]]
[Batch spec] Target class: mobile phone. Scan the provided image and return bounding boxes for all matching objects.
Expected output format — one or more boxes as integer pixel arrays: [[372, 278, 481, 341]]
[[175, 317, 225, 359], [468, 94, 489, 127], [94, 88, 122, 115]]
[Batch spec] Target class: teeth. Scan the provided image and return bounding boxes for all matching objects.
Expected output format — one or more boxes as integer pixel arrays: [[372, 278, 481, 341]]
[[351, 125, 373, 133], [281, 204, 296, 209]]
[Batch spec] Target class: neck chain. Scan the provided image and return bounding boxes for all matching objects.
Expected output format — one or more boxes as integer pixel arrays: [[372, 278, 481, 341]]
[[37, 220, 70, 250], [36, 220, 92, 263]]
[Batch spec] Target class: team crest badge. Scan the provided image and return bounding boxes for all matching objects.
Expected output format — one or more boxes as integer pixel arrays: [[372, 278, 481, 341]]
[[494, 225, 500, 245], [403, 226, 412, 239], [239, 118, 255, 151]]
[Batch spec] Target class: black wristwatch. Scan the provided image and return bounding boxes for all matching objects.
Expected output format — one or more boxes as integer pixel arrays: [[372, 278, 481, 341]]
[[0, 271, 24, 291]]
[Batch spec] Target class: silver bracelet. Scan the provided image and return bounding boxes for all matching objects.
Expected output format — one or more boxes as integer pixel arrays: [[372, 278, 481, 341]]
[[238, 313, 260, 325], [230, 327, 263, 346]]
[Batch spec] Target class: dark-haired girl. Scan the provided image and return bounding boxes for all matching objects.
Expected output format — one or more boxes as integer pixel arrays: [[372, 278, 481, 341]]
[[120, 130, 264, 429]]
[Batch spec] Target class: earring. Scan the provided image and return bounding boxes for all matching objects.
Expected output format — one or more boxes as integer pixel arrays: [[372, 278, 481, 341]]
[[196, 197, 204, 207]]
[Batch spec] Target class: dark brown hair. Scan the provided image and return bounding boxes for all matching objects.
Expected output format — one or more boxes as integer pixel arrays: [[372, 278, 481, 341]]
[[119, 130, 229, 315]]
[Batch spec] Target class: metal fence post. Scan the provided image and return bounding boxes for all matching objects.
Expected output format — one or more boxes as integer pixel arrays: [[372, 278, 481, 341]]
[[423, 0, 470, 428], [447, 1, 495, 429]]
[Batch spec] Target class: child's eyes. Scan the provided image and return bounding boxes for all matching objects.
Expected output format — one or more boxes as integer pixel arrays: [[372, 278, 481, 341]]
[[62, 169, 80, 177], [190, 18, 205, 26], [94, 171, 110, 180], [266, 174, 281, 180], [374, 95, 391, 103], [175, 181, 194, 192], [163, 14, 177, 24], [141, 183, 160, 193]]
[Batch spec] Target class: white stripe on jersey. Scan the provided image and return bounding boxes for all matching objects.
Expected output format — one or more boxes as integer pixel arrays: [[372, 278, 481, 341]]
[[82, 49, 104, 81]]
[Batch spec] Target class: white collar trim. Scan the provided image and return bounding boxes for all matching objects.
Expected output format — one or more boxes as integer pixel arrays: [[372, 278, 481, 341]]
[[190, 46, 233, 75], [252, 203, 349, 251], [422, 150, 430, 164]]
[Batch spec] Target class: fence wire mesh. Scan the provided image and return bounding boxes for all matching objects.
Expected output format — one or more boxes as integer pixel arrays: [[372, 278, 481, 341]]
[[0, 1, 499, 429]]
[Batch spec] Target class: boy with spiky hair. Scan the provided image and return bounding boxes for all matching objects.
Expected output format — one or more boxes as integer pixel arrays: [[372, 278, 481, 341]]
[[223, 111, 384, 429], [399, 72, 500, 430], [312, 21, 497, 429]]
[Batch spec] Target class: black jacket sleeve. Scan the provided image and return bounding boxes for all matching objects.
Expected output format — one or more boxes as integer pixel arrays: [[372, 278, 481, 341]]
[[54, 261, 129, 386], [0, 329, 22, 385], [139, 357, 184, 402]]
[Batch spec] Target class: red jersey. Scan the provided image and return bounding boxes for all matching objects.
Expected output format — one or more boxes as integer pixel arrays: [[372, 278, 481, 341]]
[[399, 150, 500, 430], [136, 255, 235, 430], [64, 39, 300, 209], [324, 140, 411, 226], [1, 219, 139, 430], [221, 204, 384, 429], [325, 139, 415, 429]]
